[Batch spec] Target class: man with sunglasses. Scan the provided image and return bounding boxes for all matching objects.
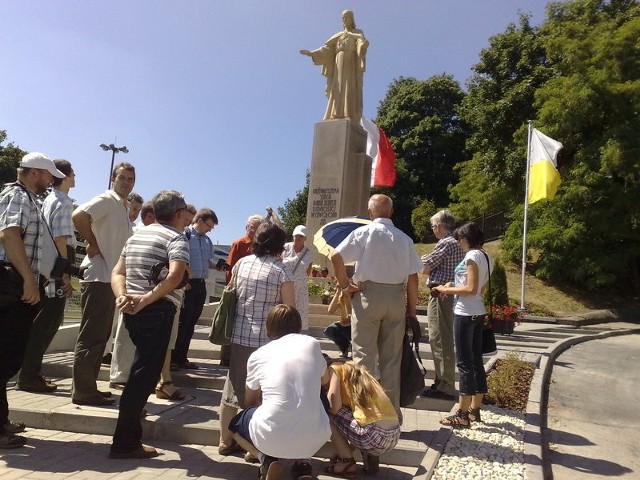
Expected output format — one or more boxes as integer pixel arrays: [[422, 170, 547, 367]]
[[171, 208, 220, 370]]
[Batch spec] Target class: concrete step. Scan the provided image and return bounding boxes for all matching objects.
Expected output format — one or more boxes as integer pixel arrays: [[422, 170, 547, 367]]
[[6, 378, 431, 468]]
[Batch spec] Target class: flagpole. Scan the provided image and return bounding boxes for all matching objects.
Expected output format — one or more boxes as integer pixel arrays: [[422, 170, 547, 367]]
[[520, 121, 533, 310]]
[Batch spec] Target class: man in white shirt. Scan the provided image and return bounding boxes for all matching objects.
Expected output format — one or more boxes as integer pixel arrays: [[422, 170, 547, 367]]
[[71, 163, 135, 406], [330, 194, 422, 418]]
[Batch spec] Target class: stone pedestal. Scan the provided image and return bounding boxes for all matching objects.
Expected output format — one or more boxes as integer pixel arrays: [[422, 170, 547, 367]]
[[305, 119, 371, 267]]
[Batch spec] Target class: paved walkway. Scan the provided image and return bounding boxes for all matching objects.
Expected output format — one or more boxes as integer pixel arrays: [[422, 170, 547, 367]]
[[0, 428, 417, 479], [546, 332, 640, 479]]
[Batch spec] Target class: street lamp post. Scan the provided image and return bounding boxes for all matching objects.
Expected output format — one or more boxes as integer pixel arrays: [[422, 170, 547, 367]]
[[100, 143, 129, 189]]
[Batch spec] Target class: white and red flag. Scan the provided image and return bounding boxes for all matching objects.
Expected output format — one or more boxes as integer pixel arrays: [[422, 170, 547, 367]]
[[361, 117, 397, 188]]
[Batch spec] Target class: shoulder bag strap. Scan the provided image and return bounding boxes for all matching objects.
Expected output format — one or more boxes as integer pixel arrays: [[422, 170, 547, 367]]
[[480, 250, 492, 305], [291, 247, 309, 274]]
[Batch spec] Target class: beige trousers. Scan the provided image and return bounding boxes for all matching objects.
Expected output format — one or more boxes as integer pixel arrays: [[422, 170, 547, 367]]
[[351, 281, 405, 418]]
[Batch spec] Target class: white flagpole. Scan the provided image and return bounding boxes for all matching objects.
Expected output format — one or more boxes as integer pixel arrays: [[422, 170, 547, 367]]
[[520, 121, 533, 310]]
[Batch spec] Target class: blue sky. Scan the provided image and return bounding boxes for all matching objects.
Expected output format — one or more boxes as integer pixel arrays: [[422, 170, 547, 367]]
[[1, 0, 549, 244]]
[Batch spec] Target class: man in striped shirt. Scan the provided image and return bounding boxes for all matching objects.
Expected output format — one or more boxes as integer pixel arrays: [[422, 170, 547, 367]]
[[109, 190, 190, 459]]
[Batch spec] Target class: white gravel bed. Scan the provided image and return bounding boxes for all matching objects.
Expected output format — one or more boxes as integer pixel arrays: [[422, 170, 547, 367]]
[[432, 404, 525, 480]]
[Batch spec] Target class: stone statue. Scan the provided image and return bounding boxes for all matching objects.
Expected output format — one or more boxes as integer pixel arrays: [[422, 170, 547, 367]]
[[300, 10, 369, 122]]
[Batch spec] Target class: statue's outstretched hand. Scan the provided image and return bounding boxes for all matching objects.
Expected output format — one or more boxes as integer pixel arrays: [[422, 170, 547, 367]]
[[300, 49, 312, 56]]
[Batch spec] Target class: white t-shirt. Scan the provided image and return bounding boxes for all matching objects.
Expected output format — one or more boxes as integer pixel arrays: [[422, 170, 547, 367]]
[[453, 249, 493, 316], [246, 334, 331, 459]]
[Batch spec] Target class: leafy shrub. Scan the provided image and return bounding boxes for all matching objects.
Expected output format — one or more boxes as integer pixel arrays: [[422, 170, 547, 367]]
[[484, 351, 534, 412]]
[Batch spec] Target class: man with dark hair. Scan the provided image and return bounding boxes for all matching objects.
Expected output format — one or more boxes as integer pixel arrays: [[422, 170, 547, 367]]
[[0, 152, 65, 448], [127, 192, 143, 225], [109, 190, 190, 459], [229, 304, 330, 480], [17, 159, 76, 393], [137, 201, 155, 228], [171, 207, 220, 370], [421, 209, 464, 400], [71, 162, 135, 406]]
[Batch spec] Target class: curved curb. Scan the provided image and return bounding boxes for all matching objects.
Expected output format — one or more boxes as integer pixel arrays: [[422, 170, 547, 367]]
[[414, 355, 501, 480], [524, 327, 640, 480]]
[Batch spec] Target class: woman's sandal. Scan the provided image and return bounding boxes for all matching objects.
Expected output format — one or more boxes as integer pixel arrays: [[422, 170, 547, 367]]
[[439, 409, 470, 428], [155, 381, 186, 401], [468, 406, 482, 423], [324, 457, 358, 478]]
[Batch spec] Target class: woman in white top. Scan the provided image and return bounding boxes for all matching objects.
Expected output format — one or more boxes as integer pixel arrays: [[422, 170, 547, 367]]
[[432, 222, 492, 428], [281, 225, 312, 331]]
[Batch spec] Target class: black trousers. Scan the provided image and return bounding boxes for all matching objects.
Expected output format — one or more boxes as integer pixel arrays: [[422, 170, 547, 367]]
[[111, 300, 176, 452], [0, 299, 40, 428], [18, 293, 66, 383], [172, 280, 206, 364]]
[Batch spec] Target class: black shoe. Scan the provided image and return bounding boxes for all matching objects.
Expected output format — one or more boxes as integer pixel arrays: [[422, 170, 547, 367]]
[[17, 376, 57, 393], [0, 431, 27, 449], [291, 460, 312, 479], [72, 394, 116, 406], [3, 420, 26, 434], [422, 386, 456, 400], [109, 444, 159, 459], [101, 353, 112, 365]]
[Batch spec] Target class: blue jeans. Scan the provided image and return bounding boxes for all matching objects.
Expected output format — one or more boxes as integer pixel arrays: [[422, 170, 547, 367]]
[[454, 314, 487, 396], [111, 299, 175, 453]]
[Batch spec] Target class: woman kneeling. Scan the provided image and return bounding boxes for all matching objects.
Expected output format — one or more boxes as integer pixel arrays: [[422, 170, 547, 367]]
[[324, 361, 401, 478]]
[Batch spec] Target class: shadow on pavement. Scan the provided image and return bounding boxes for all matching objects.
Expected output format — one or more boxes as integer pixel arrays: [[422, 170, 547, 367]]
[[549, 449, 633, 477]]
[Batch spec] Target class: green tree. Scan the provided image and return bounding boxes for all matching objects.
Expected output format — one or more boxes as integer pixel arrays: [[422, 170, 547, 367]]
[[483, 258, 509, 306], [451, 14, 552, 219], [501, 0, 640, 294], [375, 75, 468, 236], [277, 170, 309, 237], [411, 198, 437, 243], [0, 130, 26, 185]]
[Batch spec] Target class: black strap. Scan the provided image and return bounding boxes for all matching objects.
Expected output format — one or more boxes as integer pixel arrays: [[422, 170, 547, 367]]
[[480, 250, 492, 306], [9, 182, 63, 257]]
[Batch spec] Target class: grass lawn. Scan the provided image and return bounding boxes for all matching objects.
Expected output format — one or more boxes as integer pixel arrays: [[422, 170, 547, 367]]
[[416, 240, 636, 317]]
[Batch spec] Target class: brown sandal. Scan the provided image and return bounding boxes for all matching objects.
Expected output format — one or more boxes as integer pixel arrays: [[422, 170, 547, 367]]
[[324, 457, 358, 478], [439, 409, 470, 428], [468, 406, 482, 422], [155, 381, 186, 401]]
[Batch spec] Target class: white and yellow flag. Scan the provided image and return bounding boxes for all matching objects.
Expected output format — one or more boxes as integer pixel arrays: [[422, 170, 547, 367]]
[[528, 128, 563, 204]]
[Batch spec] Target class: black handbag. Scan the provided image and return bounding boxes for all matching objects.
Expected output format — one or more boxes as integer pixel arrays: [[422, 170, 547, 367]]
[[400, 322, 426, 407], [480, 251, 498, 355], [0, 262, 24, 306]]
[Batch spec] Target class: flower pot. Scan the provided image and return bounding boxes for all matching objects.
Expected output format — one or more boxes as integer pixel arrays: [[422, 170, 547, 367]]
[[309, 294, 322, 305], [321, 269, 329, 278], [311, 270, 319, 277], [491, 318, 515, 335]]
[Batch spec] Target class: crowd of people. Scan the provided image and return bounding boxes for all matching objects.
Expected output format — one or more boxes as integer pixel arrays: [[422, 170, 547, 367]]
[[0, 152, 493, 479]]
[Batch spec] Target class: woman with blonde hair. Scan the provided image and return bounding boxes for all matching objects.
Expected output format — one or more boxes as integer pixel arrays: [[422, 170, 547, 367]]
[[323, 361, 400, 478]]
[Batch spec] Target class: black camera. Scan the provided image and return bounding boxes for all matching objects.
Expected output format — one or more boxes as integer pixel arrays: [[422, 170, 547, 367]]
[[216, 258, 230, 271], [149, 262, 190, 289], [427, 282, 442, 298], [50, 256, 84, 280]]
